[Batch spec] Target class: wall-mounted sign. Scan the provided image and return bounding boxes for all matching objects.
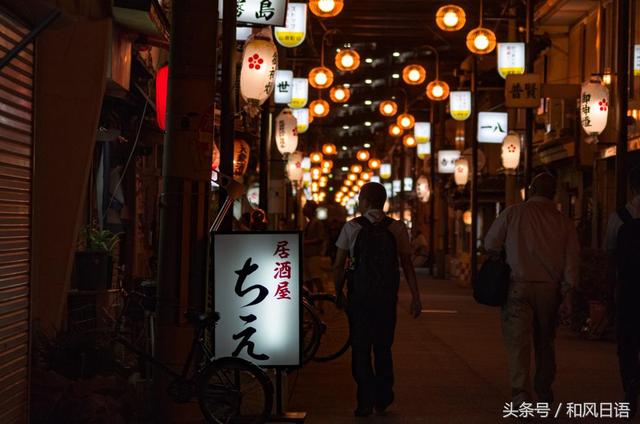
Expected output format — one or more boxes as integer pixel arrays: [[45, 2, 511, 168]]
[[274, 70, 294, 104], [505, 74, 541, 108], [449, 91, 472, 121], [289, 78, 309, 109], [219, 0, 287, 26], [417, 142, 431, 159], [214, 232, 301, 367], [291, 108, 309, 133], [414, 122, 431, 143], [497, 42, 525, 79], [437, 150, 461, 174], [635, 45, 640, 76], [477, 112, 508, 144], [274, 3, 307, 48]]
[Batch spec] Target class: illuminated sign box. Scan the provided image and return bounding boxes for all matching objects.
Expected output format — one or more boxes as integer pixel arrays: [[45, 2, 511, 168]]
[[477, 112, 508, 143], [214, 232, 302, 367], [219, 0, 287, 26]]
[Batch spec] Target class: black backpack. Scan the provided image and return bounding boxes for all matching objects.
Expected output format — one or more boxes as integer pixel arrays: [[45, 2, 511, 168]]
[[616, 207, 640, 290], [474, 252, 511, 307], [349, 216, 400, 303]]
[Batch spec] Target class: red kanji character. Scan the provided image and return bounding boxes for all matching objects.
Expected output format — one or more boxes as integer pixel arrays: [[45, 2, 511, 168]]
[[274, 281, 291, 300], [274, 261, 292, 279], [274, 240, 290, 258]]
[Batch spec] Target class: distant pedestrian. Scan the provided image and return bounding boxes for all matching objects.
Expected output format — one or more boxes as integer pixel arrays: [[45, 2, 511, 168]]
[[333, 182, 422, 417], [303, 201, 328, 292], [484, 173, 579, 406], [606, 165, 640, 418]]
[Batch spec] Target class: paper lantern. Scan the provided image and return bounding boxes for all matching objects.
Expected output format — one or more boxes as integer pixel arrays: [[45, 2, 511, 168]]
[[274, 3, 307, 48], [634, 45, 640, 76], [467, 27, 496, 55], [478, 112, 508, 143], [310, 99, 330, 118], [329, 85, 351, 103], [417, 142, 431, 159], [438, 150, 461, 174], [580, 75, 609, 137], [392, 180, 402, 195], [356, 150, 370, 162], [449, 91, 472, 121], [240, 29, 278, 109], [368, 158, 381, 169], [275, 109, 298, 155], [347, 173, 358, 182], [397, 113, 415, 130], [291, 108, 309, 133], [463, 210, 472, 226], [414, 122, 431, 143], [416, 176, 431, 203], [287, 151, 304, 182], [322, 143, 337, 156], [246, 183, 260, 207], [233, 139, 251, 177], [435, 5, 466, 31], [311, 167, 322, 180], [361, 171, 371, 181], [309, 0, 344, 17], [501, 132, 521, 170], [289, 78, 309, 108], [402, 64, 426, 85], [335, 48, 360, 72], [497, 42, 525, 79], [379, 100, 398, 117], [309, 66, 334, 89], [310, 151, 323, 163], [321, 159, 333, 173], [274, 70, 294, 104], [155, 65, 168, 130], [426, 80, 450, 101], [389, 124, 403, 137], [350, 164, 363, 173], [380, 163, 392, 179], [403, 134, 417, 148], [454, 158, 469, 186], [403, 177, 414, 192]]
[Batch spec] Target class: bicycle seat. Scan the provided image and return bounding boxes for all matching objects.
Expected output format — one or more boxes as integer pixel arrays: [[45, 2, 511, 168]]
[[185, 310, 220, 328]]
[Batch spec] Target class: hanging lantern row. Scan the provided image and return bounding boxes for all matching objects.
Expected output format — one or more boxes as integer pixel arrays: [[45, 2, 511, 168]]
[[403, 134, 417, 148], [309, 66, 334, 89], [465, 1, 496, 55], [350, 164, 363, 173], [310, 151, 323, 163], [368, 158, 381, 169], [426, 79, 450, 101], [356, 149, 370, 162], [310, 99, 330, 118], [389, 124, 404, 137]]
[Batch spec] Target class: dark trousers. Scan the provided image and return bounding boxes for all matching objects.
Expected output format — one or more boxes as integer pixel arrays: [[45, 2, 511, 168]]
[[348, 298, 397, 408], [617, 293, 640, 395]]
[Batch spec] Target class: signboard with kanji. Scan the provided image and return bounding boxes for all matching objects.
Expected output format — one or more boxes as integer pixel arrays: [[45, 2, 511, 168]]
[[219, 0, 288, 27], [505, 74, 542, 108], [214, 232, 301, 367]]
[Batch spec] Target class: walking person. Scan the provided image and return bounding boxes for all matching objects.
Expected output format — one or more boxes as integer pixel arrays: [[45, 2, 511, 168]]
[[606, 165, 640, 418], [484, 173, 579, 406], [333, 182, 422, 417]]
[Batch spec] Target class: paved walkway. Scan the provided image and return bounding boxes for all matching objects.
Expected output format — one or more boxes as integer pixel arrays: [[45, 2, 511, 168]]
[[287, 270, 623, 423]]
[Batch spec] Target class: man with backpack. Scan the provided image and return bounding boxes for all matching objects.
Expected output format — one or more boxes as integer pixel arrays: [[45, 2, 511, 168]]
[[606, 165, 640, 418], [333, 182, 422, 417]]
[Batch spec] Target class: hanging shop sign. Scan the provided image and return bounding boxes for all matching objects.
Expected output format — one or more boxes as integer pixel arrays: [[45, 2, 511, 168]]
[[291, 108, 309, 133], [580, 75, 609, 137], [403, 177, 413, 192], [289, 78, 309, 109], [234, 139, 251, 178], [505, 74, 541, 108], [414, 122, 431, 144], [219, 0, 287, 26], [477, 112, 508, 144], [437, 150, 461, 174], [274, 3, 307, 48], [392, 180, 402, 195], [274, 70, 294, 104], [449, 91, 472, 121], [380, 163, 392, 179], [275, 109, 298, 155], [635, 45, 640, 76], [240, 29, 278, 110], [214, 232, 301, 367], [417, 142, 431, 159], [497, 42, 525, 79]]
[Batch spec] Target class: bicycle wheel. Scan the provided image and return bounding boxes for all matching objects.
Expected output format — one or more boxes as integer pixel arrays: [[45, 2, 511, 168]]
[[302, 298, 321, 364], [309, 293, 350, 362], [198, 357, 273, 424]]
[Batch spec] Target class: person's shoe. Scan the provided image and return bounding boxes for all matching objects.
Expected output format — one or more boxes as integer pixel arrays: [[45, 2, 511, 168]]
[[353, 406, 373, 417]]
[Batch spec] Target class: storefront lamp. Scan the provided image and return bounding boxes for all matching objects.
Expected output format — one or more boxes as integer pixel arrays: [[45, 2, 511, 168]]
[[322, 143, 337, 156], [368, 158, 381, 170], [310, 99, 330, 118], [397, 113, 415, 130], [274, 3, 307, 48], [438, 150, 461, 174], [233, 139, 251, 178], [449, 91, 472, 121], [403, 134, 417, 148], [497, 43, 525, 79], [274, 70, 294, 104], [356, 149, 370, 162], [289, 78, 309, 109], [309, 0, 344, 18], [454, 158, 469, 186], [286, 151, 304, 183], [155, 65, 168, 130], [240, 29, 278, 112], [379, 100, 398, 117], [501, 132, 521, 170], [402, 64, 426, 85], [329, 85, 351, 103], [414, 122, 431, 143], [275, 109, 298, 155], [580, 75, 609, 140], [417, 142, 431, 159], [380, 163, 392, 179], [435, 5, 466, 32], [463, 210, 472, 226], [335, 48, 360, 72]]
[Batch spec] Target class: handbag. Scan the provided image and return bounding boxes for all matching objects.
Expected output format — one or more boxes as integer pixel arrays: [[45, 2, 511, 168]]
[[473, 252, 511, 307]]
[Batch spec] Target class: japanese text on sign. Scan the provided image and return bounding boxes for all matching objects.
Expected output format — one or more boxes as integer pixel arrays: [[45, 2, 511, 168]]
[[219, 0, 287, 26], [505, 74, 541, 108]]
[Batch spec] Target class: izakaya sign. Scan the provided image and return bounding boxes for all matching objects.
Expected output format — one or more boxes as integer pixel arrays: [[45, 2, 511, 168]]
[[477, 112, 508, 143], [220, 0, 287, 26], [214, 232, 301, 367], [505, 74, 541, 108], [497, 42, 525, 79], [274, 3, 307, 48]]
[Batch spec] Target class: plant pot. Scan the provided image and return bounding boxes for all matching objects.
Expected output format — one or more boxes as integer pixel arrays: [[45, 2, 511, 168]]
[[74, 251, 113, 291]]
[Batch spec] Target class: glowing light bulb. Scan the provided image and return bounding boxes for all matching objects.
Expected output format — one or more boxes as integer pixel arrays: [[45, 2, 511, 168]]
[[341, 53, 354, 68], [384, 104, 394, 114], [408, 69, 421, 82], [432, 84, 444, 98], [334, 88, 345, 101], [474, 33, 489, 51], [314, 103, 325, 115], [318, 0, 336, 13], [401, 117, 410, 127], [443, 11, 459, 28], [315, 71, 328, 86]]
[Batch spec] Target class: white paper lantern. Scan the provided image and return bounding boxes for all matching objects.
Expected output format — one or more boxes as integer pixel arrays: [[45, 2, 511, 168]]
[[383, 183, 393, 199], [289, 78, 309, 109], [580, 75, 609, 137], [287, 151, 304, 182], [438, 150, 461, 174], [301, 157, 311, 171], [380, 163, 392, 179], [417, 142, 431, 159], [497, 42, 525, 79], [392, 180, 402, 195], [240, 28, 278, 110], [274, 70, 294, 104], [634, 45, 640, 76], [501, 132, 521, 170], [414, 122, 431, 144], [291, 108, 309, 133], [416, 176, 431, 203], [275, 109, 298, 154], [449, 91, 472, 121], [246, 183, 260, 207], [478, 112, 508, 143], [403, 177, 413, 192], [454, 158, 469, 186], [236, 27, 252, 41], [274, 3, 307, 48]]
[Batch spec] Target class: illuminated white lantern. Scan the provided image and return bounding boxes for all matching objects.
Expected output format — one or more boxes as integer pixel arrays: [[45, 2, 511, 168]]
[[289, 78, 309, 109], [291, 108, 309, 133], [417, 142, 431, 159], [501, 132, 521, 170], [274, 70, 294, 104], [380, 163, 392, 179], [414, 122, 431, 144], [403, 177, 413, 192], [478, 112, 508, 143], [301, 157, 311, 171], [240, 28, 278, 112], [438, 150, 461, 174], [454, 158, 469, 186], [497, 42, 525, 79], [416, 176, 431, 203], [275, 109, 298, 155], [287, 151, 304, 183], [246, 183, 260, 207], [634, 45, 640, 76], [236, 27, 252, 41], [274, 3, 307, 48], [449, 91, 472, 121], [580, 75, 609, 138], [392, 180, 402, 195]]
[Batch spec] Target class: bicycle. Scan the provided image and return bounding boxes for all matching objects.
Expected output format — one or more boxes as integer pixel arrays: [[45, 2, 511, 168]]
[[113, 288, 274, 423]]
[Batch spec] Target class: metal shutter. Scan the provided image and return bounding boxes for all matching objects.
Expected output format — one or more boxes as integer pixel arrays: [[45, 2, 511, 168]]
[[0, 10, 33, 424]]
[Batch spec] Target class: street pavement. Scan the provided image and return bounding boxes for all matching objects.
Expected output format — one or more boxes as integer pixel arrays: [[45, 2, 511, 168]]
[[287, 270, 624, 423]]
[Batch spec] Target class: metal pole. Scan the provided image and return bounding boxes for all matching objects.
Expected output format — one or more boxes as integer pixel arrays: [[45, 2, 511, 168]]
[[470, 56, 479, 286], [219, 0, 237, 231], [429, 102, 436, 275], [524, 0, 534, 197], [259, 104, 272, 212], [616, 0, 629, 209]]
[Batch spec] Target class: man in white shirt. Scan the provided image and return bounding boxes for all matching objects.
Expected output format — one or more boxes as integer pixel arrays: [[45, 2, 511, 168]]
[[334, 182, 421, 417], [484, 173, 579, 405]]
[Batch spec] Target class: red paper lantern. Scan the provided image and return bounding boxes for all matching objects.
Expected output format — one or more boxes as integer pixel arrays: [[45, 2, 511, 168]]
[[155, 65, 168, 130]]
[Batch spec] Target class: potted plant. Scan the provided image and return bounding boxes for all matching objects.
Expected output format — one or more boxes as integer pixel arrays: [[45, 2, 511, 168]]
[[74, 226, 121, 291]]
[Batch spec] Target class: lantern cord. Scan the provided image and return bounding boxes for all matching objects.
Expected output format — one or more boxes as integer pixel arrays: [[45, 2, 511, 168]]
[[479, 0, 484, 27], [320, 29, 338, 66], [418, 45, 440, 80]]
